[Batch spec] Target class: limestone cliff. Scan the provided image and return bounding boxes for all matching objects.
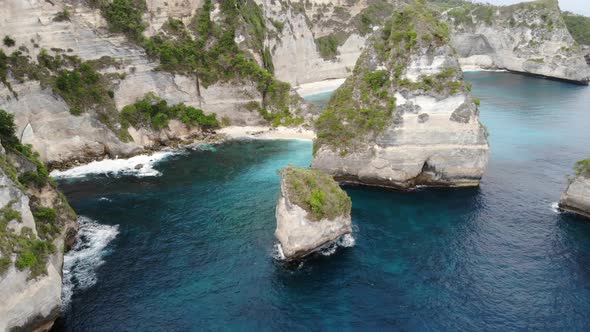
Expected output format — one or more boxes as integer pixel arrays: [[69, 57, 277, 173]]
[[312, 1, 489, 189], [559, 159, 590, 219], [275, 166, 352, 260], [0, 0, 312, 166], [442, 0, 590, 84], [260, 0, 379, 86], [0, 127, 77, 330]]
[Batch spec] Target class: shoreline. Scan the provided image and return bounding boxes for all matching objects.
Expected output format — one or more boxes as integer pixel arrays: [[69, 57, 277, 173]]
[[50, 126, 316, 179]]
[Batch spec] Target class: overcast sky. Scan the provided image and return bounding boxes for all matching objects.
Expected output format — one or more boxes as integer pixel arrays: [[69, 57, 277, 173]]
[[473, 0, 590, 16]]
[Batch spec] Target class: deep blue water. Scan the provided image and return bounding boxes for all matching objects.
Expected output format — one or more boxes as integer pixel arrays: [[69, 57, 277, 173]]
[[53, 72, 590, 331]]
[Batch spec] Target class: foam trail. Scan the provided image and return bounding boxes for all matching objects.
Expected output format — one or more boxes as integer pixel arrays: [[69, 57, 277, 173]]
[[62, 216, 119, 308], [50, 151, 178, 179]]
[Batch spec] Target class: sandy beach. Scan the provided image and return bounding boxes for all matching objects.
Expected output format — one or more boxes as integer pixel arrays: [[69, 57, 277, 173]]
[[294, 78, 346, 97], [218, 126, 315, 140]]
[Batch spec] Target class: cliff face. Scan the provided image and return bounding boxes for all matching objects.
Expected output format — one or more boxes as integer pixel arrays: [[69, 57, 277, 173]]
[[0, 0, 312, 166], [275, 166, 352, 260], [260, 0, 373, 86], [0, 142, 77, 331], [444, 0, 590, 84], [312, 1, 489, 189], [559, 160, 590, 219]]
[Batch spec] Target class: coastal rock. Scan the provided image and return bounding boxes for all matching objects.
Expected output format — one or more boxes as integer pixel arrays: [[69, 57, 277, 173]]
[[445, 0, 590, 84], [312, 2, 489, 189], [0, 143, 77, 331], [559, 160, 590, 218], [275, 166, 352, 260]]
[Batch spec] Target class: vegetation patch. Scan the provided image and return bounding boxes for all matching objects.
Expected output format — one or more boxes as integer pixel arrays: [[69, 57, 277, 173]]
[[574, 158, 590, 177], [563, 12, 590, 46], [315, 34, 340, 60], [281, 166, 351, 221], [120, 93, 219, 130]]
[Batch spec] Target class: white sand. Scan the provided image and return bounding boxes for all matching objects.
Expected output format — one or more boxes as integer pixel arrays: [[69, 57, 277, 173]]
[[295, 78, 346, 97], [460, 65, 508, 72], [219, 126, 315, 140]]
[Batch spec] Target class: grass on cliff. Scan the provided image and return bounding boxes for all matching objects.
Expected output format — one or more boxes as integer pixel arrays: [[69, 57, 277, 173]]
[[574, 159, 590, 177], [281, 166, 351, 221], [563, 12, 590, 46]]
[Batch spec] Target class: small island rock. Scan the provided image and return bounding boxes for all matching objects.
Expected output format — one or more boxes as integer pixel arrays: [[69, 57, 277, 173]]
[[275, 166, 352, 260], [559, 159, 590, 218]]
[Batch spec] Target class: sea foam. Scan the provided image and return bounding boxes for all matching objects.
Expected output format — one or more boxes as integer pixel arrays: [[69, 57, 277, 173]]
[[62, 216, 119, 308], [50, 151, 177, 179]]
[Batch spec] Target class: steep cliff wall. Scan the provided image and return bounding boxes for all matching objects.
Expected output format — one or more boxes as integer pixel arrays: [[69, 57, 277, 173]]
[[0, 117, 77, 331], [0, 0, 311, 166], [312, 1, 489, 189], [261, 0, 396, 86], [443, 0, 590, 84]]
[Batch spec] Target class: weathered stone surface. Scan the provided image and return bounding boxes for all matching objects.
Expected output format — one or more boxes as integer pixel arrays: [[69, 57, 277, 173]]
[[559, 175, 590, 219], [275, 167, 352, 260]]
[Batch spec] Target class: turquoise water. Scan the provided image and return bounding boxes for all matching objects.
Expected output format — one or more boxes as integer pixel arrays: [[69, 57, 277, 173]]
[[53, 72, 590, 330]]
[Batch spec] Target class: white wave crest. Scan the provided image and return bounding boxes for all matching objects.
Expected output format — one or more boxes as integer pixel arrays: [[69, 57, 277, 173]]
[[50, 151, 178, 179], [62, 216, 119, 307], [337, 233, 356, 247], [551, 202, 561, 213]]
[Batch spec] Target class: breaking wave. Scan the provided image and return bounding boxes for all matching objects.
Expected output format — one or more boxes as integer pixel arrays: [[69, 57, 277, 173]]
[[50, 151, 178, 179], [62, 216, 119, 308], [273, 234, 356, 261], [551, 202, 561, 213]]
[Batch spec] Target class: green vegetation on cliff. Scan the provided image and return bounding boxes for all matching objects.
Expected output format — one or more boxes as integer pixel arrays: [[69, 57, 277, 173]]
[[120, 93, 219, 131], [98, 0, 299, 127], [281, 166, 351, 221], [563, 12, 590, 45], [574, 158, 590, 177]]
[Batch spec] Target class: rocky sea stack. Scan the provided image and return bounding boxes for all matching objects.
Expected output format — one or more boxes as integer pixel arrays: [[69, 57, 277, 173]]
[[559, 159, 590, 219], [275, 166, 352, 260], [312, 1, 489, 189]]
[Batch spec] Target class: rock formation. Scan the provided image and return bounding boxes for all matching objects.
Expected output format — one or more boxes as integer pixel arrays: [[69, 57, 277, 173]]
[[0, 114, 78, 330], [559, 159, 590, 219], [312, 1, 489, 189], [444, 0, 590, 84], [275, 166, 352, 260]]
